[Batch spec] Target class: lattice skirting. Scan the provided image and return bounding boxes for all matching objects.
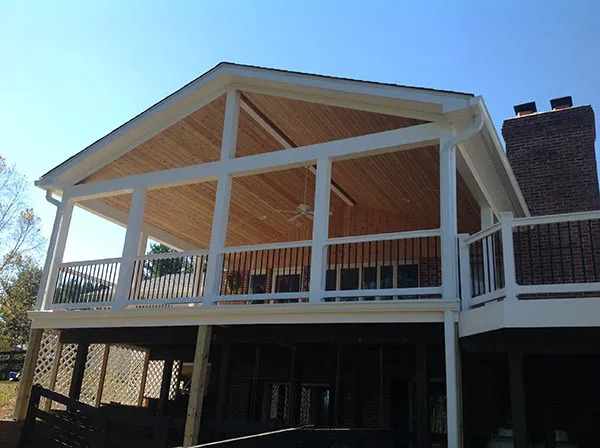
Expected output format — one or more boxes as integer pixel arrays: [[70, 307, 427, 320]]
[[32, 330, 182, 409]]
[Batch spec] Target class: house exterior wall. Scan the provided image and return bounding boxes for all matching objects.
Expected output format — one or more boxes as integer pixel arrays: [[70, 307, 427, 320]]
[[503, 105, 599, 216]]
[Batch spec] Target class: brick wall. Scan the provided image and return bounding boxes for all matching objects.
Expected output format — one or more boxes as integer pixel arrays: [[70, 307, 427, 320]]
[[503, 105, 599, 215]]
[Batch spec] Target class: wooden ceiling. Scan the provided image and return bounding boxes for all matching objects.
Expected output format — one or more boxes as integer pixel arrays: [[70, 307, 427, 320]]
[[79, 92, 480, 248]]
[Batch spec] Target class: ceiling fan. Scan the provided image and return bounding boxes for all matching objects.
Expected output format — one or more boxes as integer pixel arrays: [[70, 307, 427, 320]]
[[275, 166, 329, 224]]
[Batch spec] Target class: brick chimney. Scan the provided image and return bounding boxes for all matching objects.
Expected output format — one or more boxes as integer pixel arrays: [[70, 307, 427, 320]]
[[502, 97, 599, 215]]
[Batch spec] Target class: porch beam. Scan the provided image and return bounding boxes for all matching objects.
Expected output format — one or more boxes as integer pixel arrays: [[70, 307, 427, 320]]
[[240, 94, 355, 206], [65, 120, 452, 201]]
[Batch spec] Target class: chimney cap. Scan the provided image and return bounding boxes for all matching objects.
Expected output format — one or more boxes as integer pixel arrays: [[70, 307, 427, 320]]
[[550, 96, 573, 110], [514, 101, 537, 116]]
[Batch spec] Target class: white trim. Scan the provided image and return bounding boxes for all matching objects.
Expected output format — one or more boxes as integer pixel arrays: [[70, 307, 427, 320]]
[[47, 301, 112, 310], [462, 222, 501, 246], [325, 229, 440, 246], [440, 138, 458, 299], [469, 288, 505, 307], [513, 210, 600, 227], [459, 298, 600, 337], [516, 282, 600, 294], [224, 240, 311, 253], [444, 310, 459, 448], [499, 212, 517, 300], [322, 287, 441, 298], [136, 249, 209, 261], [60, 257, 122, 268], [218, 292, 307, 302], [30, 299, 460, 329]]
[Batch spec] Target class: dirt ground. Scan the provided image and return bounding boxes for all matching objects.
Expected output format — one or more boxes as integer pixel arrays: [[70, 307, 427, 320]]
[[0, 384, 20, 448]]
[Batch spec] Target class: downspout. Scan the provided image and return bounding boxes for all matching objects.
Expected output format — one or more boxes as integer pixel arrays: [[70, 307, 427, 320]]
[[448, 98, 485, 146], [34, 191, 63, 310]]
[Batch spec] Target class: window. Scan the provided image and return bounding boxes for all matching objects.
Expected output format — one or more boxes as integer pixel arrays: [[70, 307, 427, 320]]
[[397, 264, 418, 288], [340, 268, 359, 290], [262, 383, 290, 423], [381, 265, 394, 289], [325, 269, 337, 291], [249, 274, 267, 294], [275, 274, 300, 292], [362, 267, 377, 289]]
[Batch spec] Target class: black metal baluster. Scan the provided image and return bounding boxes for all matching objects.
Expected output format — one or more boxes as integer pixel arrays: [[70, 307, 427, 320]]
[[567, 221, 575, 282], [527, 226, 534, 285], [557, 223, 565, 283], [547, 223, 555, 284], [588, 220, 598, 282], [536, 225, 544, 284], [515, 228, 523, 285], [578, 220, 587, 283], [282, 248, 289, 292]]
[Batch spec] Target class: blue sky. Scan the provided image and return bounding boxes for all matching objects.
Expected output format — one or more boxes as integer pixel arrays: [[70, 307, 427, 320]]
[[1, 1, 599, 262]]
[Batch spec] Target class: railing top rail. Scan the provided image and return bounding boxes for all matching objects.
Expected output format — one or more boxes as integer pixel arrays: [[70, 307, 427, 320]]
[[462, 222, 501, 246], [136, 248, 209, 261], [223, 240, 312, 253], [60, 257, 122, 268], [513, 210, 600, 227], [326, 229, 440, 246]]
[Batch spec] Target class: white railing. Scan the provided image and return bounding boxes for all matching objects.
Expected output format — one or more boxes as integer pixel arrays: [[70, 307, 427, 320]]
[[461, 210, 600, 309], [44, 229, 449, 310]]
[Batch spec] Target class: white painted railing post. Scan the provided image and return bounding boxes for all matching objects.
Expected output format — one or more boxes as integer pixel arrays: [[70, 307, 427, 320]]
[[114, 187, 147, 308], [444, 309, 460, 448], [499, 212, 517, 300], [130, 232, 148, 300], [440, 138, 459, 299], [204, 90, 240, 305], [458, 234, 472, 310], [309, 158, 332, 303], [40, 197, 75, 311]]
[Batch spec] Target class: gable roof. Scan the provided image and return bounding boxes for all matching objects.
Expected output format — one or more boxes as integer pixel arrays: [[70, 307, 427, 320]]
[[37, 62, 475, 188]]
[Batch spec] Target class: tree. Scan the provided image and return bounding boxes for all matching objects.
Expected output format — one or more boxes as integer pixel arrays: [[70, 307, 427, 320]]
[[144, 243, 193, 278], [0, 156, 44, 282], [0, 258, 41, 350]]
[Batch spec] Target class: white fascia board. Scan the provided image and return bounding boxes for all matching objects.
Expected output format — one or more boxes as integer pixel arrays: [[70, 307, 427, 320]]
[[29, 299, 459, 329], [76, 199, 199, 251], [37, 63, 471, 191], [222, 64, 472, 114], [459, 298, 600, 338], [477, 100, 530, 217]]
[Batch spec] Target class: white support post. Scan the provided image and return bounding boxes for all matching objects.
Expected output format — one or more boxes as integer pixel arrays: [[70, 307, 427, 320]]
[[440, 138, 458, 299], [444, 310, 460, 448], [113, 187, 147, 308], [499, 212, 517, 300], [458, 234, 472, 310], [480, 206, 494, 294], [309, 158, 332, 303], [203, 90, 240, 304], [130, 232, 148, 300], [41, 198, 75, 310]]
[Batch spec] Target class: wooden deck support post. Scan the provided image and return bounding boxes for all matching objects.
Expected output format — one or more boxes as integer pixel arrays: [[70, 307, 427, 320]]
[[95, 344, 110, 407], [13, 328, 44, 421], [43, 336, 64, 411], [509, 351, 528, 448], [158, 357, 174, 416], [183, 325, 212, 447], [69, 341, 89, 400]]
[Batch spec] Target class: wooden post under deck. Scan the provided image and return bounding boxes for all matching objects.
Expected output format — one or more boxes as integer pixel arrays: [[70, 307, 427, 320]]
[[416, 343, 430, 448], [183, 325, 212, 447], [13, 329, 44, 421], [158, 357, 174, 416], [69, 342, 89, 400], [509, 351, 528, 448]]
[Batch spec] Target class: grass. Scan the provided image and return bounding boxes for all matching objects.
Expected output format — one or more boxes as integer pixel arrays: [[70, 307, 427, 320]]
[[0, 382, 18, 407]]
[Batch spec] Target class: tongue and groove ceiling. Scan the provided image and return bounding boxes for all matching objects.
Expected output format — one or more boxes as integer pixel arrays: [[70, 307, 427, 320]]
[[80, 92, 480, 248]]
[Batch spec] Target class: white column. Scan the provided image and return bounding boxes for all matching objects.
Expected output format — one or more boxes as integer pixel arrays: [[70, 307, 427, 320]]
[[440, 138, 458, 299], [309, 158, 332, 303], [113, 187, 147, 308], [41, 197, 75, 310], [203, 90, 240, 304], [480, 206, 494, 293], [480, 206, 494, 229], [499, 212, 517, 300], [444, 310, 460, 448], [130, 232, 148, 300]]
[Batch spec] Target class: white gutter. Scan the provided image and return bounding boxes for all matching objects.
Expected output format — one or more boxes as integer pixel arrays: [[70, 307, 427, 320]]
[[448, 98, 485, 146], [45, 190, 61, 207]]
